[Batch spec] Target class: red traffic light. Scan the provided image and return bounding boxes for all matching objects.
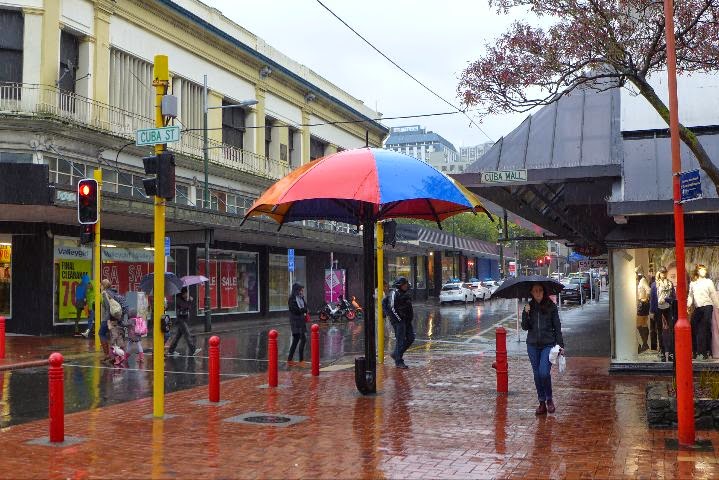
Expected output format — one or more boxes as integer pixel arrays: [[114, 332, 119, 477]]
[[77, 178, 98, 224]]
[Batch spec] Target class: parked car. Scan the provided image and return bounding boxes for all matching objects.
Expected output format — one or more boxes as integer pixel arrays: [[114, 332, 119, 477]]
[[439, 283, 472, 304], [484, 280, 502, 295], [466, 282, 491, 301], [561, 280, 584, 304]]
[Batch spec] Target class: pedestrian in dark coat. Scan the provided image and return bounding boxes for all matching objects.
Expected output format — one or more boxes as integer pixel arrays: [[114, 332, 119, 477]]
[[288, 283, 308, 362], [169, 287, 202, 357], [521, 282, 565, 415]]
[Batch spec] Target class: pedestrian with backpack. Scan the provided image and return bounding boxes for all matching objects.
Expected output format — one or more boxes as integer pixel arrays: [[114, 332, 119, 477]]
[[125, 316, 147, 365], [385, 276, 415, 369], [100, 279, 129, 364], [168, 287, 202, 357]]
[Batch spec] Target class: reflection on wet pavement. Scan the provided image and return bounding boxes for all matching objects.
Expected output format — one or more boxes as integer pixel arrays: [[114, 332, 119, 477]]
[[0, 298, 588, 429]]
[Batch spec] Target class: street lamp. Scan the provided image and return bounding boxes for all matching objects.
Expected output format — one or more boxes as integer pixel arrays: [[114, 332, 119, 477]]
[[202, 74, 258, 332]]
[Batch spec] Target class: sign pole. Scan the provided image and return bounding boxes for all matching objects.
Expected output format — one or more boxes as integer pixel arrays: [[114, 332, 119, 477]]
[[663, 0, 694, 445], [93, 168, 102, 350], [152, 54, 169, 419]]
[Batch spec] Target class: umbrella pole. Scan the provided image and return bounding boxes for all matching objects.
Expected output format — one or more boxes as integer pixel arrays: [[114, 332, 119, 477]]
[[516, 298, 521, 343], [355, 218, 377, 394]]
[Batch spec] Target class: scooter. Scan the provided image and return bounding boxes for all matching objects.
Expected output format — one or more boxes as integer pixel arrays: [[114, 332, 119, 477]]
[[337, 296, 357, 321], [350, 296, 364, 319], [318, 302, 343, 322]]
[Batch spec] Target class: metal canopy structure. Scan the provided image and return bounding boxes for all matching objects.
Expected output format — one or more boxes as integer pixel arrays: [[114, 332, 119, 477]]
[[454, 86, 623, 254]]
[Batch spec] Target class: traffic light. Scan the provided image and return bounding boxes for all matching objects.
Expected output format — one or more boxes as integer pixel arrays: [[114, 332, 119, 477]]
[[77, 178, 98, 224], [545, 255, 552, 263], [80, 225, 94, 245], [538, 258, 544, 266], [142, 151, 175, 200]]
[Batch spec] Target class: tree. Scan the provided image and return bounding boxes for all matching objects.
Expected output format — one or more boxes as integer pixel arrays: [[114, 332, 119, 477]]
[[458, 0, 719, 194], [506, 223, 549, 264]]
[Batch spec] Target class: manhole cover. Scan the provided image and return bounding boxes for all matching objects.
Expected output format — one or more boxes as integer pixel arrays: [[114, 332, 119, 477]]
[[244, 415, 291, 424], [223, 411, 307, 427]]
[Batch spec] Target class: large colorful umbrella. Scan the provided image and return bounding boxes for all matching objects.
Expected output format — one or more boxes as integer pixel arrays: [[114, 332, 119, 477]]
[[242, 148, 490, 228], [242, 148, 490, 394]]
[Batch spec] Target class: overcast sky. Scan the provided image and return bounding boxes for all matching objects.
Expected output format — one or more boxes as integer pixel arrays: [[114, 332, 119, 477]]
[[210, 0, 531, 149]]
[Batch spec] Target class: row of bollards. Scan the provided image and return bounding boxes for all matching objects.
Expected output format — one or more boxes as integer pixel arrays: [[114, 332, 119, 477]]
[[44, 324, 322, 443], [267, 324, 320, 387]]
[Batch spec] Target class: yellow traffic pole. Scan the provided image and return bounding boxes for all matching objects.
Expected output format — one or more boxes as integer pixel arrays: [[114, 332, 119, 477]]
[[93, 169, 102, 350], [152, 54, 169, 418], [376, 222, 384, 364]]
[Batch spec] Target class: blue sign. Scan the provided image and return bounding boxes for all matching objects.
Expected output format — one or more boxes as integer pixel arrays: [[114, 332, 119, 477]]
[[680, 169, 702, 203], [164, 236, 170, 257], [288, 248, 295, 272]]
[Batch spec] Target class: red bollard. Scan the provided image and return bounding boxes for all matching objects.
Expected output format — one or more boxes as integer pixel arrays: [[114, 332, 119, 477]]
[[491, 327, 508, 393], [311, 324, 320, 376], [48, 352, 64, 443], [0, 316, 5, 359], [268, 330, 278, 387], [208, 336, 220, 402]]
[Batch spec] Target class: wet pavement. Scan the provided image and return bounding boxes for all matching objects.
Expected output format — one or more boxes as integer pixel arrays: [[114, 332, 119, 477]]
[[0, 297, 606, 430]]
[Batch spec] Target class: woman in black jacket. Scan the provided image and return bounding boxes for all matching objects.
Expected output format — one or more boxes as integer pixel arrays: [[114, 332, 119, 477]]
[[288, 283, 308, 363], [521, 283, 565, 415]]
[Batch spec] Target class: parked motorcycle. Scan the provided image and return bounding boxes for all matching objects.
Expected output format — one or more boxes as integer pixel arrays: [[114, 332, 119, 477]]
[[350, 296, 364, 320], [318, 295, 357, 322]]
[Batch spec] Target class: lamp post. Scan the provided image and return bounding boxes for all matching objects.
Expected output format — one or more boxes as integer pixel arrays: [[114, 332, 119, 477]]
[[202, 75, 258, 332]]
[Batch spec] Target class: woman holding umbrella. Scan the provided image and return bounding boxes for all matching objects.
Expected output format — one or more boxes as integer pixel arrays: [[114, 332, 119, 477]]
[[521, 283, 565, 415]]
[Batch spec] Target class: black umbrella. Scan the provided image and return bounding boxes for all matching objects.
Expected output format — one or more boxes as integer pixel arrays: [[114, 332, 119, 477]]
[[491, 275, 564, 300], [139, 272, 184, 296]]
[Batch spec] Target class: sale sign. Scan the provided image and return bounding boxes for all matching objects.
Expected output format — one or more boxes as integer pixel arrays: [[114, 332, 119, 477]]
[[198, 260, 218, 310], [220, 260, 238, 308], [0, 245, 10, 263], [58, 259, 92, 320]]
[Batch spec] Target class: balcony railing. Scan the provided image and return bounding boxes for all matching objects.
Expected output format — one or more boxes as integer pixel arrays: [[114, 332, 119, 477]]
[[0, 83, 290, 180]]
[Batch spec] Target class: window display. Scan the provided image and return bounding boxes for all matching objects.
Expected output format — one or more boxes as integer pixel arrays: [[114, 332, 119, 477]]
[[416, 256, 426, 289], [620, 247, 719, 363], [269, 254, 306, 311], [198, 251, 259, 314], [0, 241, 10, 317], [387, 256, 412, 283]]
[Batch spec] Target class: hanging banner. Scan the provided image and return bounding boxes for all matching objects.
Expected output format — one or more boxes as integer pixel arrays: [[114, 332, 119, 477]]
[[220, 260, 238, 308], [57, 259, 92, 320], [324, 269, 346, 303], [198, 260, 218, 310]]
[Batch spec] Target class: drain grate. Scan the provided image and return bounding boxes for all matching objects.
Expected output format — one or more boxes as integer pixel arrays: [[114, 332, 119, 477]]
[[224, 412, 307, 427]]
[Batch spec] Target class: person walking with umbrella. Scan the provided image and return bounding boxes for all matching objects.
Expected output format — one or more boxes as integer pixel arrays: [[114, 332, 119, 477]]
[[168, 287, 201, 357], [521, 282, 565, 415]]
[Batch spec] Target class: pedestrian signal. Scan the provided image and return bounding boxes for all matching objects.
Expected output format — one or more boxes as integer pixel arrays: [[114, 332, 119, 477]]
[[80, 224, 94, 245], [142, 152, 175, 200], [77, 178, 98, 224]]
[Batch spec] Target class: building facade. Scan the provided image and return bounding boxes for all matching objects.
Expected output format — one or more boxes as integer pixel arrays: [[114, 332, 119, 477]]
[[0, 0, 395, 334], [384, 125, 463, 171], [459, 142, 493, 164]]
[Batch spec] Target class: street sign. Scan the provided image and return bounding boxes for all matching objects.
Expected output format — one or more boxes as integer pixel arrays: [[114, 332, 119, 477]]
[[288, 248, 295, 272], [480, 169, 528, 184], [679, 169, 702, 203], [165, 236, 170, 257], [135, 126, 181, 146], [578, 259, 608, 270]]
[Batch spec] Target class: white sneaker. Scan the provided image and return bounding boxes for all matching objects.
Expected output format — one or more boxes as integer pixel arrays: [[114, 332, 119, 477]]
[[193, 348, 202, 356], [167, 351, 180, 357], [81, 329, 89, 338]]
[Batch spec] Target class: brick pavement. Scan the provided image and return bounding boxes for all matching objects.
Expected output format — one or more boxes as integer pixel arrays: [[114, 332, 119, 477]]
[[1, 351, 719, 479]]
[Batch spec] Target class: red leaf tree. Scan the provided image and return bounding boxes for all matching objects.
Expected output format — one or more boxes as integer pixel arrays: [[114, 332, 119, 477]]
[[458, 0, 719, 194]]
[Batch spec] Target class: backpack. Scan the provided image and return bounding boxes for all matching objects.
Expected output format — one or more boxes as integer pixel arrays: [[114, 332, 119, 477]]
[[132, 316, 148, 337]]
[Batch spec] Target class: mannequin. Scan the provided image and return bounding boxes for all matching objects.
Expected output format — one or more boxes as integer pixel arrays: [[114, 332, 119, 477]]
[[636, 270, 651, 354], [687, 264, 718, 360], [651, 267, 675, 362]]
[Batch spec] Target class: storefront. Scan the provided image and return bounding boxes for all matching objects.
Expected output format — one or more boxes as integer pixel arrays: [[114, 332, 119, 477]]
[[197, 250, 260, 315]]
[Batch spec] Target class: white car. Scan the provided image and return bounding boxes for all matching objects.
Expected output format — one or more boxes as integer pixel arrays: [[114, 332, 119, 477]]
[[439, 283, 472, 303], [484, 280, 502, 295], [466, 282, 491, 301]]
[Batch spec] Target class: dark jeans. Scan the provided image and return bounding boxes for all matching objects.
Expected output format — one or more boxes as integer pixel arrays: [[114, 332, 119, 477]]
[[392, 320, 416, 365], [86, 309, 95, 335], [692, 305, 713, 356], [99, 319, 109, 342], [657, 308, 674, 355], [169, 317, 196, 354], [288, 332, 306, 361], [527, 344, 553, 402], [650, 312, 661, 351]]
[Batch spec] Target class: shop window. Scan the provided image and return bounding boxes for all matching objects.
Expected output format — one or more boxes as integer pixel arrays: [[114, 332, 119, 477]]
[[265, 117, 273, 159], [416, 256, 426, 289], [387, 256, 412, 285], [0, 9, 23, 98], [222, 100, 245, 150], [0, 240, 11, 317], [197, 251, 259, 314], [310, 136, 326, 160], [269, 254, 306, 311], [59, 30, 79, 94]]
